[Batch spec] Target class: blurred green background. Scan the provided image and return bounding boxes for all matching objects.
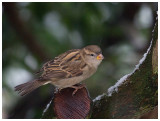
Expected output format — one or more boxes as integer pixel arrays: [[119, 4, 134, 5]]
[[2, 2, 157, 119]]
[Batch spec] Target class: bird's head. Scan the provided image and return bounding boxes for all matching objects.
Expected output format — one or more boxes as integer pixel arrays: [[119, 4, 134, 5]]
[[81, 45, 104, 68]]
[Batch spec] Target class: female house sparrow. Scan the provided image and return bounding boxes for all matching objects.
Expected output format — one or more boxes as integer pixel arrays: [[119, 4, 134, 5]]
[[15, 45, 104, 96]]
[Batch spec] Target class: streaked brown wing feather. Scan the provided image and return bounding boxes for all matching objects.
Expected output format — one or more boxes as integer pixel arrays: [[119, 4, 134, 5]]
[[38, 49, 86, 80]]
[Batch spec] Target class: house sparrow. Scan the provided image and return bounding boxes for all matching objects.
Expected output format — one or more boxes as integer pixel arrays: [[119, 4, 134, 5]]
[[15, 45, 104, 96]]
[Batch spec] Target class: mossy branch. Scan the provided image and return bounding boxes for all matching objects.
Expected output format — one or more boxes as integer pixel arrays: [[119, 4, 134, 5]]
[[91, 19, 158, 119]]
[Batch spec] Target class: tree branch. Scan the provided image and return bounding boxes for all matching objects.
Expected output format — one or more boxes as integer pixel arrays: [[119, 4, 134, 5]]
[[91, 20, 158, 119], [3, 2, 48, 61]]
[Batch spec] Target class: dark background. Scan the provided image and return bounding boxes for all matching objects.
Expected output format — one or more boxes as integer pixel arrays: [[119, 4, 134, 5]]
[[2, 2, 158, 118]]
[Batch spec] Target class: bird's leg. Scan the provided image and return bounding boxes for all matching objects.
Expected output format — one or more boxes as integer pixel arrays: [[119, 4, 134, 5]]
[[55, 87, 62, 94], [71, 84, 86, 96]]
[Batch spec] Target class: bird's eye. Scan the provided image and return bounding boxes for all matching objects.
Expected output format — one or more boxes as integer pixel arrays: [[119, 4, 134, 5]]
[[90, 54, 94, 56]]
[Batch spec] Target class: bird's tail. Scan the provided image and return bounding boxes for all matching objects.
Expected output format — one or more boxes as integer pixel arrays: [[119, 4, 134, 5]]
[[15, 79, 45, 96]]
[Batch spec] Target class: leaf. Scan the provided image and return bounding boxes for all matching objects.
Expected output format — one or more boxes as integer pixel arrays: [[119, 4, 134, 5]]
[[42, 85, 92, 119]]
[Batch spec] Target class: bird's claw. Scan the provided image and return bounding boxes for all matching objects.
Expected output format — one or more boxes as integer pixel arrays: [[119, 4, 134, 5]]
[[71, 84, 85, 96]]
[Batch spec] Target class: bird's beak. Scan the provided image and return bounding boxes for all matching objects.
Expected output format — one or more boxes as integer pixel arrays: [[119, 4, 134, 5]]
[[96, 54, 104, 60]]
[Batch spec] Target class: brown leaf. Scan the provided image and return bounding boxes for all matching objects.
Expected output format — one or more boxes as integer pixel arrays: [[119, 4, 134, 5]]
[[53, 85, 92, 119]]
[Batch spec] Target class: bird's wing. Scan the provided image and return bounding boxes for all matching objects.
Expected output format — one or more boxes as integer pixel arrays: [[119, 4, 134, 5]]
[[38, 49, 87, 81]]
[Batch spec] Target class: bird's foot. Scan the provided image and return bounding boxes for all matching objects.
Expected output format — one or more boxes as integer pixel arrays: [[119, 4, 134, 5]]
[[55, 88, 62, 94], [71, 84, 86, 96]]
